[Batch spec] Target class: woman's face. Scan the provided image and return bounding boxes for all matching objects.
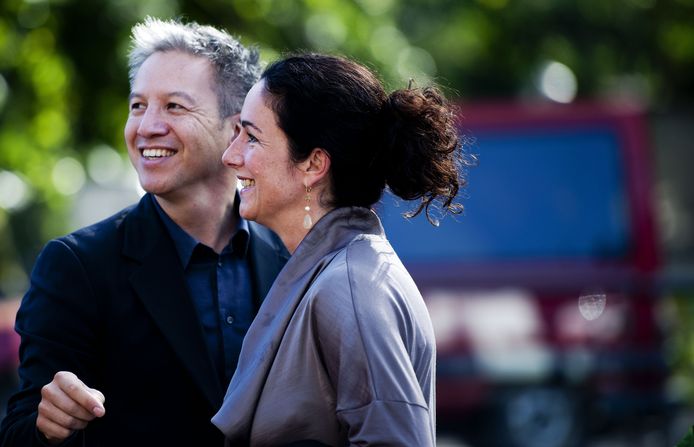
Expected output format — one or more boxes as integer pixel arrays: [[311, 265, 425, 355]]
[[222, 81, 305, 235]]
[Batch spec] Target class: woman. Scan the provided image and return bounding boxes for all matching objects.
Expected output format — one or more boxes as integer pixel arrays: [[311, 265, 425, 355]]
[[212, 53, 465, 446]]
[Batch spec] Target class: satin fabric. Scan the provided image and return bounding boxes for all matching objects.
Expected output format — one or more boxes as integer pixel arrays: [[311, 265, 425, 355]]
[[212, 207, 436, 446]]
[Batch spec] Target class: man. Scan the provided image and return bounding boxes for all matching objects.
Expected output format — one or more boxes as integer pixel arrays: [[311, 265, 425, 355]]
[[0, 17, 287, 446]]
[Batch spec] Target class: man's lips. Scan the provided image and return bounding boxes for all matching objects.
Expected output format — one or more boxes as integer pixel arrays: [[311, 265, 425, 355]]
[[140, 148, 177, 159]]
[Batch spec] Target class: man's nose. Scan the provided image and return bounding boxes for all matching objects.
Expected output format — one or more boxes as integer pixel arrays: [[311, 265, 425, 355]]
[[137, 107, 169, 137]]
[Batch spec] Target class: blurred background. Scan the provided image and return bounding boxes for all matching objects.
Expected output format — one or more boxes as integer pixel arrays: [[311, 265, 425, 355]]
[[0, 0, 693, 445]]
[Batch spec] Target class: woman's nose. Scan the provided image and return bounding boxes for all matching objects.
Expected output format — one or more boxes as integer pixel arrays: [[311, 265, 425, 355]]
[[222, 135, 243, 168]]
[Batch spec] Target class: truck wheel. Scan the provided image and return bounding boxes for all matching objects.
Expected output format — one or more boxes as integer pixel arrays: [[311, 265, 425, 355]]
[[496, 387, 582, 447]]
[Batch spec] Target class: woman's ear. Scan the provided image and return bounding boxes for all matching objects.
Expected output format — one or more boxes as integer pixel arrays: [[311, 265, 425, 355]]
[[299, 148, 331, 187]]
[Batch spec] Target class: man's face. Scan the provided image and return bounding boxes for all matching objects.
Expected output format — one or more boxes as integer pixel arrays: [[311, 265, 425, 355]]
[[125, 51, 236, 202]]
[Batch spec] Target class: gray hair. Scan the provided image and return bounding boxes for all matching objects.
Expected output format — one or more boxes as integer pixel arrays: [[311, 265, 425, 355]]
[[128, 17, 261, 118]]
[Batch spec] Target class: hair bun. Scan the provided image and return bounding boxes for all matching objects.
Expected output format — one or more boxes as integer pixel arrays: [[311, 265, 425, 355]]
[[378, 86, 463, 223]]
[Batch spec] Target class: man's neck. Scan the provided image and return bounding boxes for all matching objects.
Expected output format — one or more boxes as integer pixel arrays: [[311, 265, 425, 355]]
[[154, 193, 237, 254]]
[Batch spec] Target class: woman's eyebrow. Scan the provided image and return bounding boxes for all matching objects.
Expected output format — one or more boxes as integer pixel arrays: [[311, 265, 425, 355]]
[[241, 120, 263, 134]]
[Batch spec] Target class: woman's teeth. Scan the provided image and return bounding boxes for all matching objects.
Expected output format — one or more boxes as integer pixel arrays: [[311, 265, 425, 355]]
[[142, 149, 175, 158], [240, 179, 255, 188]]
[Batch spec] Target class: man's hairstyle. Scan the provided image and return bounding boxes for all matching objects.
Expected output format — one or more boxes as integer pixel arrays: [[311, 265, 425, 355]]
[[128, 17, 261, 118]]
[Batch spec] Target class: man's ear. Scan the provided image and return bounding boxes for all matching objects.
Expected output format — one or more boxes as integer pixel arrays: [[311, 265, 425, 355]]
[[299, 148, 331, 187]]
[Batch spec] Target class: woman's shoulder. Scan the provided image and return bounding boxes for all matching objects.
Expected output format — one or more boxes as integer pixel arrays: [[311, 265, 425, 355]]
[[308, 234, 418, 318], [344, 232, 397, 265], [312, 234, 400, 290], [344, 234, 408, 286]]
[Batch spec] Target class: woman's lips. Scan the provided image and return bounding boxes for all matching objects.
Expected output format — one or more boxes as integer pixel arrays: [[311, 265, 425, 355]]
[[238, 177, 255, 189]]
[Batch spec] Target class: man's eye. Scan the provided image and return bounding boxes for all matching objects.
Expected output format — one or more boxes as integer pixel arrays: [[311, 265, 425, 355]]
[[247, 133, 258, 144], [167, 103, 185, 110], [130, 102, 144, 110]]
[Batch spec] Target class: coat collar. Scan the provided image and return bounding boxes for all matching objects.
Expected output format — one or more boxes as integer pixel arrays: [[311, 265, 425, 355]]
[[284, 206, 383, 276], [212, 206, 382, 437]]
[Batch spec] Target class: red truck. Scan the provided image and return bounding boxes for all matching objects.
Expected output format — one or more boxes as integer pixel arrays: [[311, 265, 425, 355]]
[[377, 101, 668, 447]]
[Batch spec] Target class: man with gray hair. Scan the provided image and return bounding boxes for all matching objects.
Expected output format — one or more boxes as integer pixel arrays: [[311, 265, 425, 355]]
[[0, 17, 287, 446]]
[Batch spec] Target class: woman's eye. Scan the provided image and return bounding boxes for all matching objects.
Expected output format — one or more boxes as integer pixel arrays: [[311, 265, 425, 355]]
[[247, 133, 259, 144], [130, 102, 144, 111]]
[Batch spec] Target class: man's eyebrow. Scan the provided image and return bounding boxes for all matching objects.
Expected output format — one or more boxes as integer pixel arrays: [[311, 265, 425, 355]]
[[241, 120, 263, 134], [168, 91, 197, 104], [128, 91, 197, 104]]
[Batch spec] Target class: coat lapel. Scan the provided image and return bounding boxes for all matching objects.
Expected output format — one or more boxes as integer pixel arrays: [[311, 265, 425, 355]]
[[122, 195, 223, 409]]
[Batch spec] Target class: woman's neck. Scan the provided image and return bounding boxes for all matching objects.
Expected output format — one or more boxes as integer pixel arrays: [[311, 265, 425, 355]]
[[279, 205, 332, 254]]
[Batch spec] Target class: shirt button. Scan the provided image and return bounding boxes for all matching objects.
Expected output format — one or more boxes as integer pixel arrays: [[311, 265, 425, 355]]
[[217, 261, 222, 267], [226, 315, 234, 325]]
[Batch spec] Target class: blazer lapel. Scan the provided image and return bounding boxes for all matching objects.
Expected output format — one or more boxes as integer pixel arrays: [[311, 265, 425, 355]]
[[123, 195, 223, 409]]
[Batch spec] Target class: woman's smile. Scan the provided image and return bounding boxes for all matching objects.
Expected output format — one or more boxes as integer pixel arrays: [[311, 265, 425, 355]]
[[238, 177, 256, 190]]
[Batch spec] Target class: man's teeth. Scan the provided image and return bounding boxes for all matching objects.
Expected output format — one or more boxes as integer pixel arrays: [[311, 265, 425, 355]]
[[240, 179, 255, 188], [142, 148, 175, 158]]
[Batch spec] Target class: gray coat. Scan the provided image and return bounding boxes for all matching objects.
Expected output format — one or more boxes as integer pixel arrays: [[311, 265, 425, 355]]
[[212, 207, 436, 447]]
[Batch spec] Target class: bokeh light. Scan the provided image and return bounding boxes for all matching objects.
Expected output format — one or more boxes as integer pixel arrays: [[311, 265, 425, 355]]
[[0, 170, 32, 211], [578, 291, 607, 321], [537, 60, 578, 103], [369, 25, 408, 66], [355, 0, 395, 16], [51, 157, 86, 195], [304, 13, 347, 50], [87, 144, 126, 186], [397, 46, 437, 82]]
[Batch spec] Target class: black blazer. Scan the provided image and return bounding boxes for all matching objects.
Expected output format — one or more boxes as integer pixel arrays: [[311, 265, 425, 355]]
[[0, 194, 288, 447]]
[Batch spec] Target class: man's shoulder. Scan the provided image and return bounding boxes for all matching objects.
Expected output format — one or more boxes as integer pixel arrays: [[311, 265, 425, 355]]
[[57, 197, 150, 251], [28, 200, 148, 284]]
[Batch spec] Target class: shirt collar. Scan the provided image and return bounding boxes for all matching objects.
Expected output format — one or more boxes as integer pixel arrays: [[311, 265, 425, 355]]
[[151, 195, 250, 267]]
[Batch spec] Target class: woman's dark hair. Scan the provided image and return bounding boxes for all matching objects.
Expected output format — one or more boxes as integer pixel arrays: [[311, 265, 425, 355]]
[[261, 53, 466, 224]]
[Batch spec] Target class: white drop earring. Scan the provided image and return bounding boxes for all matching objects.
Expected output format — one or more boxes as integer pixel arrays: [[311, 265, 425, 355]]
[[303, 184, 313, 229]]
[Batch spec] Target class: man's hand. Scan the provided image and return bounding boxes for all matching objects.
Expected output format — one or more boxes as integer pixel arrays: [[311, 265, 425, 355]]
[[36, 371, 106, 444]]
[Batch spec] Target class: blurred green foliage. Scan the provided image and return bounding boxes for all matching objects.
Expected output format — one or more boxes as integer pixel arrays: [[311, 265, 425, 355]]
[[0, 0, 693, 297], [667, 294, 694, 403], [676, 424, 694, 447]]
